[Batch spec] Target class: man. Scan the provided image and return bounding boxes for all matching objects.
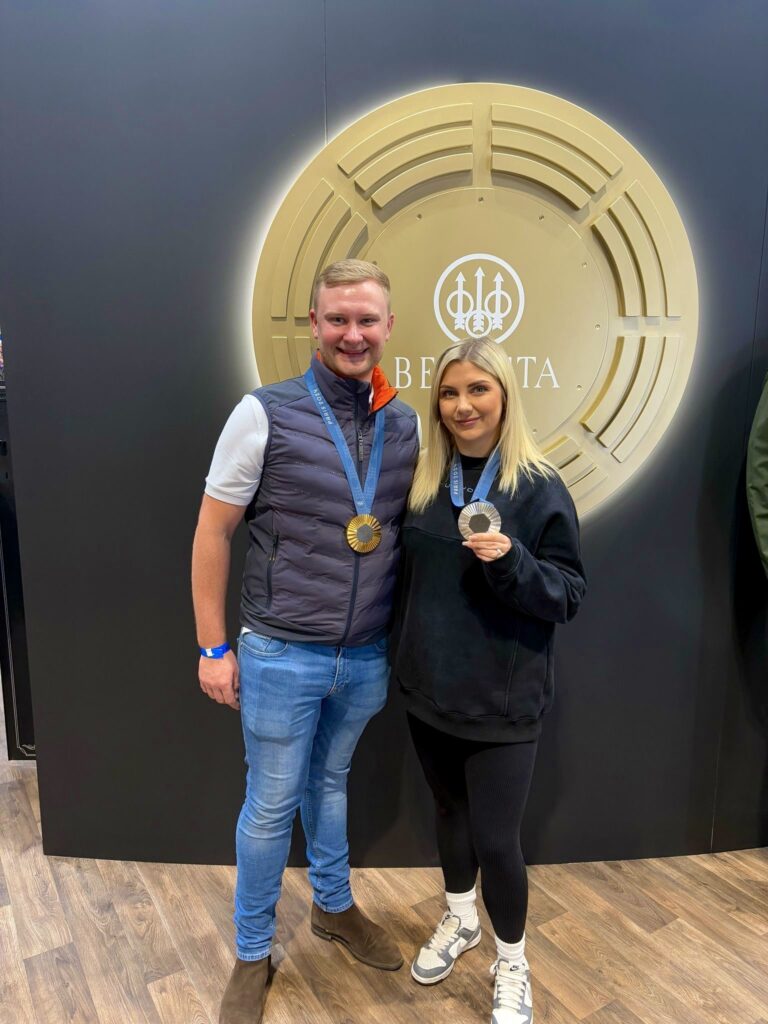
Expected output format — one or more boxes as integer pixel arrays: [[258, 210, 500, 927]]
[[192, 260, 419, 1024]]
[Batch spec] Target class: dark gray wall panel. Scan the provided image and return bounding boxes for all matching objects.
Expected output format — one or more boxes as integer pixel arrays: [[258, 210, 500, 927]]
[[1, 0, 767, 864], [0, 1, 326, 860]]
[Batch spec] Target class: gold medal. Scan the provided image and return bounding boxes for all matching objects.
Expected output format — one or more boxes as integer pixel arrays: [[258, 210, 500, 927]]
[[346, 514, 382, 554], [458, 501, 502, 540]]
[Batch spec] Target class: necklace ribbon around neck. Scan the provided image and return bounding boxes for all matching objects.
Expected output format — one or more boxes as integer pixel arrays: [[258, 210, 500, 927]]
[[305, 366, 385, 553], [449, 447, 503, 539]]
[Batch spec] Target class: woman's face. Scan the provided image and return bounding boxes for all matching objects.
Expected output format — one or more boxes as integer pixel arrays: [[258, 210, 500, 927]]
[[437, 360, 505, 457]]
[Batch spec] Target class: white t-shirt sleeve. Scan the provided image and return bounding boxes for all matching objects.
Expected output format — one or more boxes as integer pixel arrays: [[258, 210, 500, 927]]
[[204, 395, 269, 506]]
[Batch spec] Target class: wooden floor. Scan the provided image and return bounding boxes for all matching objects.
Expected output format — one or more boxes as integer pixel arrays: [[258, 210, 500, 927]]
[[1, 708, 767, 1023]]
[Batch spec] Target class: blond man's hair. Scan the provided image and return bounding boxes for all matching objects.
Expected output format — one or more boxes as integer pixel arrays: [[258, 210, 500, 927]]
[[311, 259, 391, 310], [409, 337, 554, 513]]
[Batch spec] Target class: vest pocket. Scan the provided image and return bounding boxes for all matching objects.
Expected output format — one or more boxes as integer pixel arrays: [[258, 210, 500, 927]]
[[266, 535, 279, 608]]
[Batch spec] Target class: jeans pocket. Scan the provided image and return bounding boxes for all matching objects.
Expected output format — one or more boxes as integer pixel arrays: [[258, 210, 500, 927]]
[[239, 631, 289, 659]]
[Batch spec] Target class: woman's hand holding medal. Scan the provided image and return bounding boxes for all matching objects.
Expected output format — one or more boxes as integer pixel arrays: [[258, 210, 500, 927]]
[[462, 531, 513, 562]]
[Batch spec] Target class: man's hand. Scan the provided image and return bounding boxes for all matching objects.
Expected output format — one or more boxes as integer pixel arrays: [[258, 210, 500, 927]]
[[199, 649, 240, 710], [192, 495, 246, 711]]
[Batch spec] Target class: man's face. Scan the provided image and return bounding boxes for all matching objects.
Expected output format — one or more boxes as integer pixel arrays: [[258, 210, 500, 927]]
[[310, 279, 394, 381]]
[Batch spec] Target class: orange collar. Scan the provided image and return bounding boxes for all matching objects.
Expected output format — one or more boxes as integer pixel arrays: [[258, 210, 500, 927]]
[[370, 364, 398, 412]]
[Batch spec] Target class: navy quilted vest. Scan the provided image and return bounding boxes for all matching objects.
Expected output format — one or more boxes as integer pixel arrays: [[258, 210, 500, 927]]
[[241, 358, 419, 645]]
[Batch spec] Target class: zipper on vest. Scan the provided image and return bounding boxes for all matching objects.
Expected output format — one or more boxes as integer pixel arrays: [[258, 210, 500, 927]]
[[266, 535, 279, 608], [342, 410, 364, 642], [341, 553, 360, 643]]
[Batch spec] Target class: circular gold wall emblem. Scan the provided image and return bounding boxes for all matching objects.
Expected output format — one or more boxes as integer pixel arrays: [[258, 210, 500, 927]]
[[252, 84, 698, 516]]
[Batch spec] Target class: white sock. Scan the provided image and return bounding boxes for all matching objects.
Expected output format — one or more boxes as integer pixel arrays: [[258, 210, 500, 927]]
[[495, 933, 526, 968], [445, 886, 479, 930]]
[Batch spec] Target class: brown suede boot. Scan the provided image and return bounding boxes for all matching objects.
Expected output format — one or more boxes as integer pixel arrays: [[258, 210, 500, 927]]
[[219, 956, 272, 1024], [311, 903, 403, 970]]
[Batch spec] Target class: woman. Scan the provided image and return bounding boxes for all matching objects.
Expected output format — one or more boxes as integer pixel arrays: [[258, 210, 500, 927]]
[[391, 337, 585, 1024]]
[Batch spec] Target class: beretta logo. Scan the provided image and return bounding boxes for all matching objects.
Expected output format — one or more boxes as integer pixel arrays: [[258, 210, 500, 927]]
[[251, 83, 698, 516], [434, 253, 525, 344]]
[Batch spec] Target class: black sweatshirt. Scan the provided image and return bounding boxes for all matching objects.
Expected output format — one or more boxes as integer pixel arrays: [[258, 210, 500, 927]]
[[391, 456, 586, 742]]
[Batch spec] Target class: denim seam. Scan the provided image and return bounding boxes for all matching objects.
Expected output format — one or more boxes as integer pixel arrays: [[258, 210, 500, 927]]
[[327, 648, 342, 696], [304, 793, 317, 850], [235, 946, 272, 962]]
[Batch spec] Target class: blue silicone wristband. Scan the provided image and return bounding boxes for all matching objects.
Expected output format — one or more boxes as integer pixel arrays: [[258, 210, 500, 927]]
[[199, 642, 231, 659]]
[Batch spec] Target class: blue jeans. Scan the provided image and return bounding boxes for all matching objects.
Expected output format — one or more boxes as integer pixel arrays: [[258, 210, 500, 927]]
[[234, 631, 389, 961]]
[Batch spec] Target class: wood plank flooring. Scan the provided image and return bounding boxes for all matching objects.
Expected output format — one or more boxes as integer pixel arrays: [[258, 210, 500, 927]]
[[1, 705, 767, 1022]]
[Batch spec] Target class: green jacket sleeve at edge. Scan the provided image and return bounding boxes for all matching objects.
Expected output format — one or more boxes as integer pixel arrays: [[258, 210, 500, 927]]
[[746, 372, 768, 578]]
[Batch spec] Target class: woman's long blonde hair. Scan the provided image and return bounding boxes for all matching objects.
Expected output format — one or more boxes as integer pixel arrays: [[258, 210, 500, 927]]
[[409, 337, 553, 513]]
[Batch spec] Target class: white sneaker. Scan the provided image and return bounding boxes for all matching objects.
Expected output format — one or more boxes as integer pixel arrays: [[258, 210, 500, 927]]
[[411, 911, 482, 984], [490, 958, 533, 1024]]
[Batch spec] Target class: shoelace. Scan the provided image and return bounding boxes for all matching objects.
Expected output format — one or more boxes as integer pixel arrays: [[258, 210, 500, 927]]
[[425, 912, 462, 954], [491, 959, 528, 1010]]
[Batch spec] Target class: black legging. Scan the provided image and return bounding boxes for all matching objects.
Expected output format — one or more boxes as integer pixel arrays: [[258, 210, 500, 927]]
[[408, 713, 538, 943]]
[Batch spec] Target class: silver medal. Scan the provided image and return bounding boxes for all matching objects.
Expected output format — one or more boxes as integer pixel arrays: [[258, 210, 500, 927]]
[[458, 500, 502, 540]]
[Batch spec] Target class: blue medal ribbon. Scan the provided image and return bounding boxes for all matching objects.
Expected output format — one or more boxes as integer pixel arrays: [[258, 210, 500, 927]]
[[304, 366, 385, 517], [449, 446, 501, 508]]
